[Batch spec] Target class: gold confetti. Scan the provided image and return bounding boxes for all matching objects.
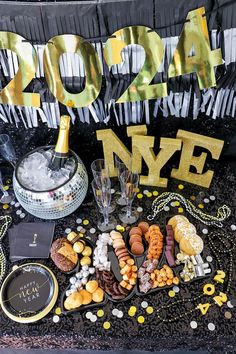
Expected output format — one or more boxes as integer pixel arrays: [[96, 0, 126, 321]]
[[137, 315, 145, 324], [3, 204, 9, 210], [190, 195, 196, 201], [153, 191, 159, 196], [147, 192, 152, 198], [198, 204, 204, 209], [97, 309, 104, 317], [3, 186, 9, 191], [174, 201, 180, 206], [103, 321, 111, 329], [83, 219, 89, 225], [137, 193, 143, 199], [146, 306, 154, 314], [178, 184, 184, 190], [178, 207, 184, 213], [168, 290, 176, 298], [116, 225, 125, 232], [55, 307, 61, 315]]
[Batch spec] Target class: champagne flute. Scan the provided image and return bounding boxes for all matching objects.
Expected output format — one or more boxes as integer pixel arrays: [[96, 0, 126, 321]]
[[91, 178, 116, 232], [119, 170, 139, 224], [0, 134, 17, 167], [115, 155, 128, 206], [0, 170, 14, 203], [91, 159, 115, 213]]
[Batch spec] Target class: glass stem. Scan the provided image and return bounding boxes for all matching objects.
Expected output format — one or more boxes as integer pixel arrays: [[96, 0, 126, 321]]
[[126, 199, 132, 218], [103, 207, 109, 226]]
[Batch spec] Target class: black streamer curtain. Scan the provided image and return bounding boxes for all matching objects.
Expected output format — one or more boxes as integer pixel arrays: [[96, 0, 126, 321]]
[[0, 0, 235, 128]]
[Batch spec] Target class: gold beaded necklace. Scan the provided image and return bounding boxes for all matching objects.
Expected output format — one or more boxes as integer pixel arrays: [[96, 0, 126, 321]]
[[148, 192, 231, 227]]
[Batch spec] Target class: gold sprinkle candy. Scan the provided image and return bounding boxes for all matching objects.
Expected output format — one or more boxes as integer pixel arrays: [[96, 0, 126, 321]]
[[55, 307, 61, 315], [153, 191, 158, 196], [168, 290, 176, 298], [198, 204, 204, 209], [3, 186, 9, 191], [137, 193, 143, 199], [137, 316, 145, 324], [97, 309, 104, 317], [147, 192, 152, 198], [190, 195, 196, 201], [178, 207, 184, 213], [83, 219, 89, 225], [3, 204, 9, 210], [103, 321, 111, 330], [178, 184, 184, 190], [146, 306, 154, 314]]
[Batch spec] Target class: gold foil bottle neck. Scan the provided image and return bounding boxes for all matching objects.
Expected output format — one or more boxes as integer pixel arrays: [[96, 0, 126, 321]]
[[54, 115, 71, 154]]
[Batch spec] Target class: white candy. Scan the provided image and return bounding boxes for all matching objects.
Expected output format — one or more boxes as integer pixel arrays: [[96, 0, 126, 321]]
[[81, 278, 88, 285], [66, 290, 72, 297], [89, 267, 95, 274], [69, 277, 76, 285], [83, 271, 89, 278], [82, 265, 89, 271], [75, 281, 82, 288]]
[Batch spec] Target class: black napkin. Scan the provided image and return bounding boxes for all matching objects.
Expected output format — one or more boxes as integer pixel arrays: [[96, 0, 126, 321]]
[[8, 222, 55, 262]]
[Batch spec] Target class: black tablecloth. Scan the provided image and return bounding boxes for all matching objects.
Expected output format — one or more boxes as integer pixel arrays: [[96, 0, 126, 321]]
[[0, 160, 235, 353]]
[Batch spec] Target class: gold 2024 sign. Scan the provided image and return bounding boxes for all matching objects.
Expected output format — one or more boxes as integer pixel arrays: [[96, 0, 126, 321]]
[[0, 7, 222, 108]]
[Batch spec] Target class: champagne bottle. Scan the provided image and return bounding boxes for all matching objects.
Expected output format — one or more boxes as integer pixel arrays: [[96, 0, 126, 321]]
[[49, 115, 71, 171]]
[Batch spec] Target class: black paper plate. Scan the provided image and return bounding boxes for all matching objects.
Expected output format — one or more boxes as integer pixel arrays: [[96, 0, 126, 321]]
[[0, 263, 58, 323]]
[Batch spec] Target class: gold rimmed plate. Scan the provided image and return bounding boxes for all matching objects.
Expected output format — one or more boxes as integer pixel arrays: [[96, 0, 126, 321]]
[[0, 263, 58, 323]]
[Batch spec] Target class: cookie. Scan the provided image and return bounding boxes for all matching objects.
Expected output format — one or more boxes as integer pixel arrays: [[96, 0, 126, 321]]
[[119, 255, 131, 262], [129, 227, 142, 237], [168, 215, 189, 229], [110, 230, 123, 240], [129, 235, 142, 246], [138, 221, 149, 234], [115, 247, 127, 256], [131, 242, 144, 255], [113, 239, 125, 249], [179, 234, 204, 256]]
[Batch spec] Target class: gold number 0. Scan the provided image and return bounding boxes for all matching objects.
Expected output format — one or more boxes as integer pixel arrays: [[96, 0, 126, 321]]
[[104, 26, 167, 103], [0, 32, 40, 107], [44, 34, 102, 108]]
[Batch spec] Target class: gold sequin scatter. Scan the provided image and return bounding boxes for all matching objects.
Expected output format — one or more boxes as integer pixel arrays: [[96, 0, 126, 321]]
[[3, 186, 9, 191], [178, 184, 184, 190], [153, 191, 158, 196], [190, 195, 196, 201], [198, 204, 204, 209], [137, 193, 143, 199], [83, 219, 89, 225], [147, 192, 152, 198], [3, 204, 9, 210], [178, 207, 184, 213], [137, 315, 145, 324], [128, 306, 137, 317], [103, 321, 111, 330]]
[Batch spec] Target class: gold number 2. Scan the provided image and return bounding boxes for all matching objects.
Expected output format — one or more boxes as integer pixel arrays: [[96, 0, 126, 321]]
[[0, 31, 40, 107], [44, 34, 102, 108], [104, 26, 167, 103]]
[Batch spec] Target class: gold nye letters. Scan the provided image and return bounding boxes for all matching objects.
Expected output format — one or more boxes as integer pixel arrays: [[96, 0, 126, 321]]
[[96, 126, 224, 188]]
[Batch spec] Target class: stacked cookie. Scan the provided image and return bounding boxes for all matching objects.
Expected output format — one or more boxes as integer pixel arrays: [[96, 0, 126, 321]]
[[110, 230, 138, 291], [168, 215, 204, 256], [96, 269, 129, 300], [128, 226, 145, 255], [145, 225, 164, 260]]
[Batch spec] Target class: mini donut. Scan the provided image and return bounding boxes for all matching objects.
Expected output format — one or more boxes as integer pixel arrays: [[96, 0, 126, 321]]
[[129, 227, 142, 237], [138, 221, 149, 234]]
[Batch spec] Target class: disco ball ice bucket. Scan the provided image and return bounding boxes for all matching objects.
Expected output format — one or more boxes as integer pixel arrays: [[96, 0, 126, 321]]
[[13, 146, 88, 219]]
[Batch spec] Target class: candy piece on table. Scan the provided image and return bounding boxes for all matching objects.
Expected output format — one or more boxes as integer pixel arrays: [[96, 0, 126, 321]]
[[80, 256, 91, 266], [82, 246, 92, 257], [67, 231, 80, 244], [79, 289, 92, 305], [73, 241, 85, 254], [92, 287, 104, 303], [86, 280, 99, 293]]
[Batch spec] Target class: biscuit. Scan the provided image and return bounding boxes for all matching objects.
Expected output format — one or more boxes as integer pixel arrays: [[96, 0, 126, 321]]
[[131, 242, 144, 255], [110, 230, 123, 240]]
